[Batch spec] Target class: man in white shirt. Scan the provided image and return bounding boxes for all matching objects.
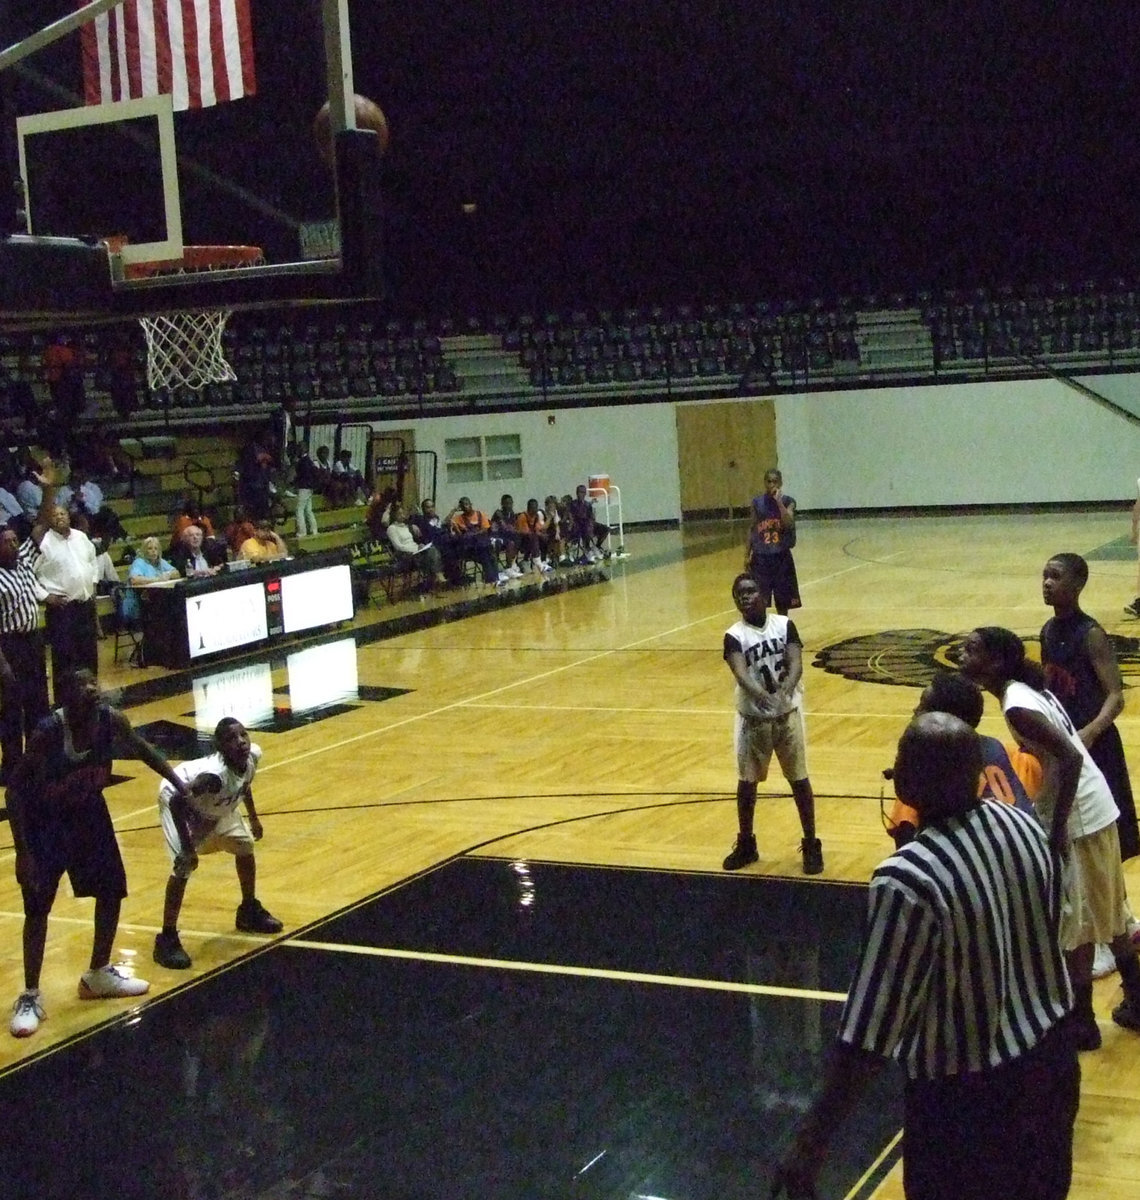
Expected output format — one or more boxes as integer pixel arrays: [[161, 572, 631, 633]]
[[30, 463, 98, 703]]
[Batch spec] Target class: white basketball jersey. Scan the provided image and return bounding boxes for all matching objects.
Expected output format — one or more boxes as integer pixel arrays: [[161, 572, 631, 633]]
[[725, 615, 802, 719]]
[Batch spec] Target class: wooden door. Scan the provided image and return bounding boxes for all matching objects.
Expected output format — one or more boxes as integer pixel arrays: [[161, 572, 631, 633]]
[[371, 428, 419, 505], [676, 399, 776, 519]]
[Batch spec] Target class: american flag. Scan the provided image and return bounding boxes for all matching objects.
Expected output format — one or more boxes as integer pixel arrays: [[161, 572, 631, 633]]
[[80, 0, 256, 111]]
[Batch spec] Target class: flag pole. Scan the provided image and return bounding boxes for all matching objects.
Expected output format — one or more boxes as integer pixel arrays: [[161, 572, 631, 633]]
[[0, 0, 125, 74]]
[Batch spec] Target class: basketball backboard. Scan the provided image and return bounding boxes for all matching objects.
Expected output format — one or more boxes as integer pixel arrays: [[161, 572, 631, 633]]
[[0, 0, 385, 329]]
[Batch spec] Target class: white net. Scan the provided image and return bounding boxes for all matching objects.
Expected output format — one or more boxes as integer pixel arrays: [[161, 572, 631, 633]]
[[139, 307, 235, 391], [125, 245, 263, 392]]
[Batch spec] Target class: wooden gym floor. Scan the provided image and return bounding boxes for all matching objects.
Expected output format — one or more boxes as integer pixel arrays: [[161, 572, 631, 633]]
[[2, 512, 1140, 1198]]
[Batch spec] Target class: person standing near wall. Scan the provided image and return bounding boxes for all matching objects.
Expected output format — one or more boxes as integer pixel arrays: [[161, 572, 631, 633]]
[[746, 467, 800, 616]]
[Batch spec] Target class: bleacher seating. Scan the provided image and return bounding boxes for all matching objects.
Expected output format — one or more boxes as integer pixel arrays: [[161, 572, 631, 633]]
[[5, 280, 1140, 433]]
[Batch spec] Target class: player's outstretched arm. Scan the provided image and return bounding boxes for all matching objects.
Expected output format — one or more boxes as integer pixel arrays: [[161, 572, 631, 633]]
[[111, 710, 190, 799]]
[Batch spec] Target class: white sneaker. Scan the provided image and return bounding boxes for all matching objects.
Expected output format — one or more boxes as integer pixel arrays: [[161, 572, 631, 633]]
[[505, 565, 523, 578], [494, 576, 510, 589], [1092, 943, 1118, 979], [539, 559, 554, 572], [530, 558, 545, 573], [587, 548, 602, 562], [78, 963, 150, 1000], [10, 989, 44, 1038]]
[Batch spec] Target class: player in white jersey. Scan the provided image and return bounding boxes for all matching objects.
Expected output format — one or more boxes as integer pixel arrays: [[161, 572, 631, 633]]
[[722, 574, 823, 875], [153, 718, 283, 970], [960, 626, 1140, 1051]]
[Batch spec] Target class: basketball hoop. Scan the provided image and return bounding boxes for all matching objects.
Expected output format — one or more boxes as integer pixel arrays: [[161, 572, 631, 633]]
[[120, 244, 263, 391]]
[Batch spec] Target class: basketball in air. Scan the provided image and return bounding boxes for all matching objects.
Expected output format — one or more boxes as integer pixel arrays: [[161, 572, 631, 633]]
[[313, 94, 390, 166]]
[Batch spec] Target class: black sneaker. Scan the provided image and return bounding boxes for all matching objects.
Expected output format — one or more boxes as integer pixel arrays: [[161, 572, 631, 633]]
[[801, 838, 825, 875], [1112, 999, 1140, 1033], [1074, 1016, 1102, 1052], [1125, 599, 1140, 619], [722, 833, 759, 871], [236, 898, 284, 934], [153, 930, 192, 970]]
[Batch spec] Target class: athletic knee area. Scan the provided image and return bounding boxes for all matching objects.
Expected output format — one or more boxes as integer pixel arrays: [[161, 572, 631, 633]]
[[172, 852, 198, 880]]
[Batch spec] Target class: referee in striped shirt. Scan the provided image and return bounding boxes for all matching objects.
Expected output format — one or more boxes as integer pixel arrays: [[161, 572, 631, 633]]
[[0, 523, 49, 785], [774, 712, 1077, 1200]]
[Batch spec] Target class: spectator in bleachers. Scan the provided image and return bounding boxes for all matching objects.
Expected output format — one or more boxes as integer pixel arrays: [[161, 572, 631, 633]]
[[170, 493, 216, 548], [224, 507, 256, 559], [234, 433, 275, 521], [122, 536, 181, 621], [490, 494, 523, 578], [366, 485, 399, 542], [386, 503, 447, 589], [239, 518, 289, 564], [448, 497, 506, 587], [314, 445, 335, 496], [517, 498, 554, 574], [0, 468, 25, 539], [332, 449, 368, 507], [16, 454, 47, 522], [73, 430, 132, 499], [69, 466, 127, 550], [171, 525, 222, 580]]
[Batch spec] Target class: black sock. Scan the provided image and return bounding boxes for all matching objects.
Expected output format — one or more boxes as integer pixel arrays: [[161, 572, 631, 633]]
[[1117, 949, 1140, 1005]]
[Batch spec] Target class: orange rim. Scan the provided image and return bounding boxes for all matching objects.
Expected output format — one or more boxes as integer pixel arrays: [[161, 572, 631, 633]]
[[122, 244, 264, 279]]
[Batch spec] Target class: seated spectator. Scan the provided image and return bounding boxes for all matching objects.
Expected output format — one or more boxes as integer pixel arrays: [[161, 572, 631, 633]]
[[0, 470, 25, 539], [122, 536, 180, 620], [366, 485, 399, 542], [15, 455, 47, 521], [544, 495, 568, 566], [491, 493, 523, 578], [239, 518, 289, 564], [447, 497, 505, 587], [223, 506, 257, 558], [73, 429, 132, 498], [568, 483, 610, 562], [410, 499, 463, 584], [387, 503, 447, 589], [314, 444, 334, 492], [169, 493, 217, 553], [331, 449, 368, 507], [171, 524, 222, 579], [69, 466, 127, 549], [516, 498, 554, 573]]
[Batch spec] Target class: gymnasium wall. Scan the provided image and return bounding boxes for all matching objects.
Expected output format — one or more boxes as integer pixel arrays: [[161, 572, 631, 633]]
[[371, 372, 1140, 522], [776, 374, 1140, 510], [370, 402, 682, 524]]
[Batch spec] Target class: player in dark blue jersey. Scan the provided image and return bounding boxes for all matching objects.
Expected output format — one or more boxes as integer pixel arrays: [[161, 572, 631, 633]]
[[7, 668, 190, 1037]]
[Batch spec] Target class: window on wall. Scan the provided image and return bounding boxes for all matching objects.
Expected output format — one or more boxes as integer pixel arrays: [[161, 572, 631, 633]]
[[445, 433, 522, 484]]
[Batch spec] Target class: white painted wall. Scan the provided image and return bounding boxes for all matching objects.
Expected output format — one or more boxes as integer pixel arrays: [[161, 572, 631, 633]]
[[370, 402, 681, 523], [775, 376, 1140, 509], [370, 373, 1140, 520]]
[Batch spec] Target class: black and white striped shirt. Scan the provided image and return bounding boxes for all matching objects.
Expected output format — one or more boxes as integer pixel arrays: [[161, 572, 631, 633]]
[[838, 799, 1071, 1080], [0, 540, 46, 635]]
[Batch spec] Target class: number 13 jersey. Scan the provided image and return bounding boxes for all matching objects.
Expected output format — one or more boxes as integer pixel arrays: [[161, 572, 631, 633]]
[[724, 614, 803, 719]]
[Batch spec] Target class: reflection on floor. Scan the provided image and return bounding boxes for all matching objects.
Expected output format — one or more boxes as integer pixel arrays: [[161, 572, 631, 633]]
[[0, 858, 900, 1200]]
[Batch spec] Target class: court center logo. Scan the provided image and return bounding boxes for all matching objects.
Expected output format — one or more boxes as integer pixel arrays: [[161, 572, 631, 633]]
[[813, 630, 1140, 688]]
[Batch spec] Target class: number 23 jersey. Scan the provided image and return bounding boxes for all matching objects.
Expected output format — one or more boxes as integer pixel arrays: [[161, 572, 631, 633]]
[[724, 614, 802, 719]]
